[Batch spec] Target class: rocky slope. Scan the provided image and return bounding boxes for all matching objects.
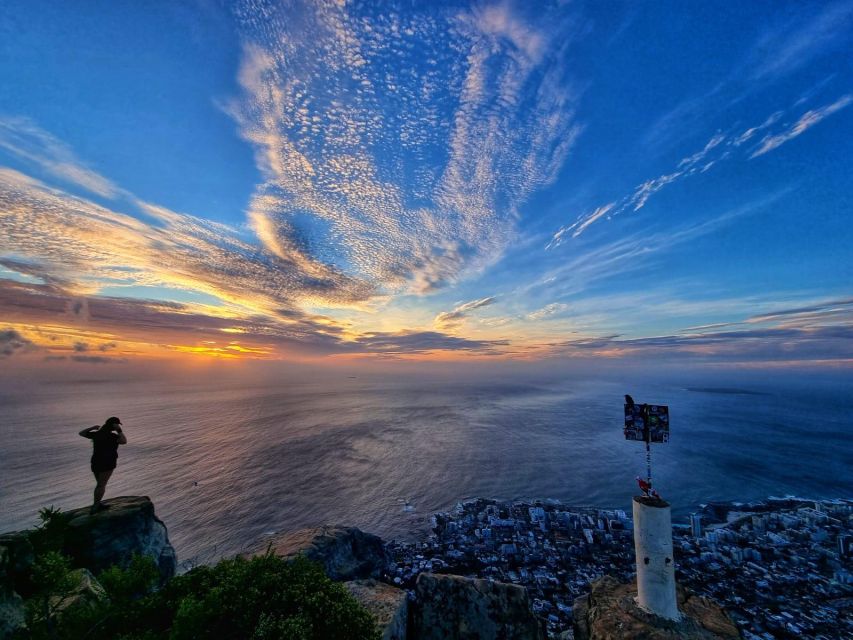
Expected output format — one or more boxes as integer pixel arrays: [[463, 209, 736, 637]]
[[345, 579, 408, 640], [573, 575, 741, 640], [258, 526, 544, 640], [413, 572, 543, 640], [250, 525, 389, 581], [3, 501, 743, 640]]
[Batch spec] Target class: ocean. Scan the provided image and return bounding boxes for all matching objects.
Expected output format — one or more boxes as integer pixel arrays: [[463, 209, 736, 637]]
[[1, 367, 850, 566]]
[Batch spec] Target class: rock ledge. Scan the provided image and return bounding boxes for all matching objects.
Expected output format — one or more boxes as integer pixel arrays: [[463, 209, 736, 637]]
[[251, 525, 389, 581], [63, 496, 176, 584], [573, 576, 741, 640]]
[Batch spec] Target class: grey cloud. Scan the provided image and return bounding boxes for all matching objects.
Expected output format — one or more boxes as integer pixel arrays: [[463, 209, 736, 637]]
[[352, 331, 508, 355], [747, 297, 853, 324], [0, 279, 504, 357], [552, 324, 853, 362], [1, 328, 35, 358], [70, 355, 122, 364]]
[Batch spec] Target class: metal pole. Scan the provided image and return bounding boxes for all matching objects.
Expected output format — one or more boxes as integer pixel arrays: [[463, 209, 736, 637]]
[[646, 438, 652, 491], [643, 404, 652, 491]]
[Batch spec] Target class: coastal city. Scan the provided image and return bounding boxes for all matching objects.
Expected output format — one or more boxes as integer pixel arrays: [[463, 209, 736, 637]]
[[385, 497, 853, 639]]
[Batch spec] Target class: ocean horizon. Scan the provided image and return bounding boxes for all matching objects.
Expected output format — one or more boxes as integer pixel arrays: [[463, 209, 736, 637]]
[[1, 368, 851, 566]]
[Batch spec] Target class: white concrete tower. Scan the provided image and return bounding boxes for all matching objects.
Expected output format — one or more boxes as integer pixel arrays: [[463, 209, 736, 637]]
[[632, 496, 680, 620]]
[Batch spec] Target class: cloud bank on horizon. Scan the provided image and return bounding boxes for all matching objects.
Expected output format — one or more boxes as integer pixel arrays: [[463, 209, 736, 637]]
[[0, 0, 851, 367]]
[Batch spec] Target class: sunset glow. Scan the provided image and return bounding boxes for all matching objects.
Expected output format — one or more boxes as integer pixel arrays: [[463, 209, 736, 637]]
[[1, 1, 851, 369]]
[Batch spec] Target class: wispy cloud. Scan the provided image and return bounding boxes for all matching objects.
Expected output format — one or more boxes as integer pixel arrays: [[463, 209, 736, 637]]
[[732, 111, 783, 146], [547, 128, 736, 244], [0, 168, 374, 313], [746, 0, 853, 82], [750, 94, 853, 157], [434, 296, 497, 330], [0, 116, 120, 199], [745, 297, 853, 326], [520, 292, 853, 363], [541, 189, 792, 296], [549, 91, 847, 244], [545, 324, 853, 364], [641, 0, 852, 150], [526, 302, 568, 321]]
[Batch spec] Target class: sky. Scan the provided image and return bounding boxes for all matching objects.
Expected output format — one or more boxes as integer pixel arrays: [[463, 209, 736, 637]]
[[0, 0, 852, 369]]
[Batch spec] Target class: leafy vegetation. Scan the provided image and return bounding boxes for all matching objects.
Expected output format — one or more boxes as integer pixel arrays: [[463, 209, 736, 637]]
[[14, 508, 380, 640], [27, 507, 71, 556]]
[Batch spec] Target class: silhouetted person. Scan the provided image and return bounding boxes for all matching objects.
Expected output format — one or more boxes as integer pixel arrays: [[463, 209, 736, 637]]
[[79, 417, 127, 513]]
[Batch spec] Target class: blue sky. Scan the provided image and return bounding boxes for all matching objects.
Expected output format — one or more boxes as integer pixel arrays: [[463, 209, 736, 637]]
[[0, 0, 851, 365]]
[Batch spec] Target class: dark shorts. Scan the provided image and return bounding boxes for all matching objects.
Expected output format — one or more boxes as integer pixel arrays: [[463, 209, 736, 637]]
[[91, 460, 117, 475]]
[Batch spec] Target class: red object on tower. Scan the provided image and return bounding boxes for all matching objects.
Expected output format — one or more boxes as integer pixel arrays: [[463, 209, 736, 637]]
[[637, 476, 652, 495]]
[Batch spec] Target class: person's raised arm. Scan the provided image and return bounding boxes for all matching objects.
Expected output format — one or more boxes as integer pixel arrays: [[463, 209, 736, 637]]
[[116, 427, 127, 445], [79, 426, 99, 439]]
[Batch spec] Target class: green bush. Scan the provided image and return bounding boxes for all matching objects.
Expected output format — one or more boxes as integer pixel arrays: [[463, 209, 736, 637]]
[[27, 553, 379, 640], [147, 554, 379, 640], [98, 554, 160, 602], [27, 507, 71, 556], [23, 550, 79, 636]]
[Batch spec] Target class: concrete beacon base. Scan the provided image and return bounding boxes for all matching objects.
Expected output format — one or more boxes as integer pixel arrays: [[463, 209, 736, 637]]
[[632, 495, 680, 621]]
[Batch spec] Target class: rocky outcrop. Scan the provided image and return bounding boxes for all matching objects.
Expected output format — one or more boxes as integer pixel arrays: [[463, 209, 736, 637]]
[[0, 590, 26, 639], [1, 531, 34, 639], [0, 531, 34, 598], [344, 579, 408, 640], [412, 572, 543, 640], [572, 576, 741, 640], [255, 526, 389, 581], [63, 496, 176, 584]]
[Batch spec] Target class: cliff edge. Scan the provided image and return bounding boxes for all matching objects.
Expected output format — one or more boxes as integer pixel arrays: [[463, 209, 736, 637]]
[[63, 496, 176, 584]]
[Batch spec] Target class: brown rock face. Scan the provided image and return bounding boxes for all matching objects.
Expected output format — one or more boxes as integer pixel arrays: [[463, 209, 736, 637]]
[[412, 572, 544, 640], [572, 576, 741, 640], [345, 579, 408, 640], [63, 496, 176, 584], [253, 526, 389, 581]]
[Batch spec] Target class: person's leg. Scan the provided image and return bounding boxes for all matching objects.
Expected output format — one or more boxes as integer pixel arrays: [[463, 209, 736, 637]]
[[93, 469, 114, 507]]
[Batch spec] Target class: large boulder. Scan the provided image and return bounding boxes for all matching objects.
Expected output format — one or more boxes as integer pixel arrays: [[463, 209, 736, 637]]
[[0, 532, 34, 596], [572, 576, 740, 640], [344, 579, 408, 640], [412, 572, 543, 640], [0, 590, 26, 640], [255, 526, 389, 581], [62, 496, 176, 584]]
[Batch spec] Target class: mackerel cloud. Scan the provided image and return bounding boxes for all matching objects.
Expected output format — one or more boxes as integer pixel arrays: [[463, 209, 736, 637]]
[[229, 0, 579, 294]]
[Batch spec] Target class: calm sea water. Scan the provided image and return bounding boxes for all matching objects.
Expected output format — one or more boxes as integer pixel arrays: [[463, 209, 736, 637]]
[[1, 369, 850, 565]]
